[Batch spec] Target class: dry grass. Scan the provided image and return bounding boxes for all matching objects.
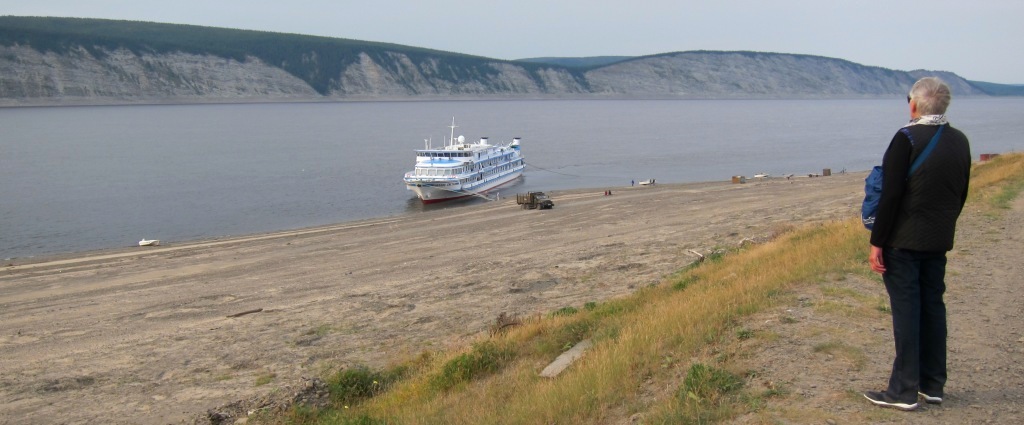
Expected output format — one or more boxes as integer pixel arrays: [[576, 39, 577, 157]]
[[268, 153, 1024, 425], [286, 219, 867, 425], [968, 153, 1024, 210]]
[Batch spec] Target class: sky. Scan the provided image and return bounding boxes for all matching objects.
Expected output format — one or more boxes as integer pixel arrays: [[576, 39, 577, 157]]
[[2, 0, 1021, 84]]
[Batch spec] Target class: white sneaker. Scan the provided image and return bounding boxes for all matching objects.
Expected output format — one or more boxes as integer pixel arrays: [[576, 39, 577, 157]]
[[918, 391, 942, 404], [864, 391, 919, 411]]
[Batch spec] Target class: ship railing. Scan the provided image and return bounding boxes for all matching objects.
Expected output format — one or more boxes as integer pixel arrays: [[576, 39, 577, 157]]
[[405, 171, 466, 179]]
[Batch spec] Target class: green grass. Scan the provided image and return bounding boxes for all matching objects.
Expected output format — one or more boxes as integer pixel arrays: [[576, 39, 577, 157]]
[[430, 341, 514, 392], [255, 372, 277, 387], [992, 178, 1024, 209]]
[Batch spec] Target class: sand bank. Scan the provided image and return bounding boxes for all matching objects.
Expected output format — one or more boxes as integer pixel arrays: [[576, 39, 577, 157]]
[[0, 174, 868, 424]]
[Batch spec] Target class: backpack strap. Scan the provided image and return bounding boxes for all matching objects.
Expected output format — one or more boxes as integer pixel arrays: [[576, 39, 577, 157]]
[[908, 124, 945, 176]]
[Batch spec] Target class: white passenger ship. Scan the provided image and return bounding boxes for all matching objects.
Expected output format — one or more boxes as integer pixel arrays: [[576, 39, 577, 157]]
[[404, 118, 525, 203]]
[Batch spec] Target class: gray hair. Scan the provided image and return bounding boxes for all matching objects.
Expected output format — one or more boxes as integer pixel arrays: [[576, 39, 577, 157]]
[[909, 77, 952, 115]]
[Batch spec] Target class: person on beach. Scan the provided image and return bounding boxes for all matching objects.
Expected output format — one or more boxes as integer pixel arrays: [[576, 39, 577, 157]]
[[865, 77, 972, 411]]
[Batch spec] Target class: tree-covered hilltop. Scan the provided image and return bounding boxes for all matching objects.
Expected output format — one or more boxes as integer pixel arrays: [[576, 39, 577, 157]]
[[515, 56, 633, 68], [0, 16, 583, 95], [968, 81, 1024, 96]]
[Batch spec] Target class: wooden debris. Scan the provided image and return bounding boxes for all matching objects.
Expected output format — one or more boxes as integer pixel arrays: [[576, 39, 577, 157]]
[[489, 312, 522, 336], [226, 308, 263, 318]]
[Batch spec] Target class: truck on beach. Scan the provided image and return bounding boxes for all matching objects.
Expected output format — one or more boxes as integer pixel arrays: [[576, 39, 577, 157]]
[[517, 191, 553, 209]]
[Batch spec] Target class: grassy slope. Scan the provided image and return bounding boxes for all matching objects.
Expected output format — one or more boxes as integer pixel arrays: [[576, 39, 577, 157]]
[[251, 153, 1022, 425]]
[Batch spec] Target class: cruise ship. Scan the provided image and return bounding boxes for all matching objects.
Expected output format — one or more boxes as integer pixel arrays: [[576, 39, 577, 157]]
[[404, 119, 525, 203]]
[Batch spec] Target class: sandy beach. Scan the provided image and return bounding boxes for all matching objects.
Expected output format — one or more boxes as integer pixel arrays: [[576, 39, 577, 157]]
[[4, 171, 1019, 424]]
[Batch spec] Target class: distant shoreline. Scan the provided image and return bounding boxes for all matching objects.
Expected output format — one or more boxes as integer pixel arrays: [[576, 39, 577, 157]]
[[1, 93, 983, 109]]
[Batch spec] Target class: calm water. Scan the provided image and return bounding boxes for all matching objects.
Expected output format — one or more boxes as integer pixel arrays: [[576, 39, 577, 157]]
[[2, 99, 1022, 259]]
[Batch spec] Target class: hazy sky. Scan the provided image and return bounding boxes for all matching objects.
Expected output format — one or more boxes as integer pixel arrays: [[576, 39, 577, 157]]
[[3, 0, 1020, 84]]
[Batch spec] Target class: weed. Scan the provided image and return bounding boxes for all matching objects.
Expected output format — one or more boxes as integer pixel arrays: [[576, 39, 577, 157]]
[[532, 318, 595, 357], [681, 363, 744, 401], [328, 365, 406, 406], [330, 413, 389, 425], [815, 299, 858, 317], [304, 324, 332, 336], [283, 403, 322, 424], [992, 178, 1024, 209], [706, 249, 729, 263], [821, 285, 863, 300], [431, 341, 514, 391], [662, 363, 745, 423], [588, 299, 630, 318], [762, 383, 790, 398], [255, 372, 276, 386], [672, 275, 700, 291], [736, 328, 755, 340], [876, 303, 892, 313], [551, 306, 578, 317]]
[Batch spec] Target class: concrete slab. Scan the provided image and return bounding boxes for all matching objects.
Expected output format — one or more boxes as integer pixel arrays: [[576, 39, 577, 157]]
[[539, 339, 593, 378]]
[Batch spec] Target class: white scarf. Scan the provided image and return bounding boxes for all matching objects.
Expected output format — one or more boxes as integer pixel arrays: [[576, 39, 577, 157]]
[[904, 114, 948, 128]]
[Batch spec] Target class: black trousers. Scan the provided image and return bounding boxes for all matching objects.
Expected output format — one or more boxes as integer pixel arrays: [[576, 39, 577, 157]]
[[882, 247, 948, 403]]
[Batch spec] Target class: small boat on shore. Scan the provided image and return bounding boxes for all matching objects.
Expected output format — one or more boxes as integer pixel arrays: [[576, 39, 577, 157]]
[[404, 118, 525, 203], [138, 239, 160, 246]]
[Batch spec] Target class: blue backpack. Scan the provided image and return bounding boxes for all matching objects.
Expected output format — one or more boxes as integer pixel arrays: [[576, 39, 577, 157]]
[[861, 125, 945, 230]]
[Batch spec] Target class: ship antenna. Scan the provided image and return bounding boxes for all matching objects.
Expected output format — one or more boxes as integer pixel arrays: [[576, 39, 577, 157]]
[[449, 117, 458, 147]]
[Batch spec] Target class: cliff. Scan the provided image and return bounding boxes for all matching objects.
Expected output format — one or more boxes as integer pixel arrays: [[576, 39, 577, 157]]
[[0, 17, 992, 106]]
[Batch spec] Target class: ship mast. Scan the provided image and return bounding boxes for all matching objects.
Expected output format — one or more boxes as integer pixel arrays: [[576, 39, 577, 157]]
[[448, 117, 458, 147]]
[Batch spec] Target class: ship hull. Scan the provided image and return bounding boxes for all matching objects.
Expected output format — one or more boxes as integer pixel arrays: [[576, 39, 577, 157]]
[[406, 168, 523, 203]]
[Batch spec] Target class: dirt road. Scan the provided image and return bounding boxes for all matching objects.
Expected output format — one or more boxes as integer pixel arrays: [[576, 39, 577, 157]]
[[731, 188, 1024, 423], [0, 173, 896, 424]]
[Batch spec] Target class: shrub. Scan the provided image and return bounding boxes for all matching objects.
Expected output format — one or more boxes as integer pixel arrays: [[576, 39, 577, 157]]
[[431, 341, 514, 391], [328, 366, 405, 406]]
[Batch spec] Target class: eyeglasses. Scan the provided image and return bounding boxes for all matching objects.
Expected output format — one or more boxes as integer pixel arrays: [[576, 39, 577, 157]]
[[907, 95, 912, 104]]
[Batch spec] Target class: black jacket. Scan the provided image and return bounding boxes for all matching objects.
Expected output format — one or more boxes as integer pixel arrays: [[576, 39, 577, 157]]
[[870, 123, 971, 251]]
